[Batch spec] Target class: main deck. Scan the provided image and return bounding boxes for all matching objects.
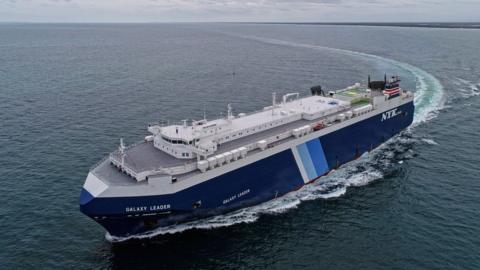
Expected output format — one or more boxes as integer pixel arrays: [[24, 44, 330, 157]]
[[91, 83, 411, 186]]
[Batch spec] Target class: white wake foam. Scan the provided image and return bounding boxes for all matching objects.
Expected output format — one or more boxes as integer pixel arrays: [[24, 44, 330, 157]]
[[421, 138, 439, 145], [108, 35, 445, 242]]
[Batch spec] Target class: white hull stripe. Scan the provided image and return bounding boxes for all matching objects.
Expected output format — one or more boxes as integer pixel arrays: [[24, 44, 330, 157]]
[[291, 147, 310, 183]]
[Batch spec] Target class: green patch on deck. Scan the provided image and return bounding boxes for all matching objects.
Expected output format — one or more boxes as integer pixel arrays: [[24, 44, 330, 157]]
[[338, 88, 362, 97], [351, 97, 371, 106], [344, 91, 358, 97]]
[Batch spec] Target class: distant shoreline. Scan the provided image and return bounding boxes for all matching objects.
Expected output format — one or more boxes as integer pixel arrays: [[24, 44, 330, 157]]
[[251, 22, 480, 29]]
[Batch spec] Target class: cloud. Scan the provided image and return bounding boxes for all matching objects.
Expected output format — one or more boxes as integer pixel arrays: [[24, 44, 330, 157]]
[[0, 0, 478, 22]]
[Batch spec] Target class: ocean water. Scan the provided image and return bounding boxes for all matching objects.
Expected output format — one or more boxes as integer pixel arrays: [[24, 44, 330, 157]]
[[1, 23, 479, 269]]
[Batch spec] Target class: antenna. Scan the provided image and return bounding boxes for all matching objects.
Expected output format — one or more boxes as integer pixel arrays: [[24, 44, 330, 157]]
[[227, 103, 233, 120], [119, 138, 126, 167], [272, 92, 276, 116]]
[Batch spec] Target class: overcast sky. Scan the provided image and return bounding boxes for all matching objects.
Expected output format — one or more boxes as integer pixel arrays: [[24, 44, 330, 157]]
[[1, 0, 479, 23]]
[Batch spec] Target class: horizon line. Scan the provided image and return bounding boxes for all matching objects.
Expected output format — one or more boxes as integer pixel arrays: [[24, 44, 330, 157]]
[[1, 21, 479, 29]]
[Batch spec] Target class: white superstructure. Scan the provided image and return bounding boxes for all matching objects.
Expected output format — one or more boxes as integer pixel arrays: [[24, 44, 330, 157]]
[[107, 81, 413, 182], [147, 93, 350, 160]]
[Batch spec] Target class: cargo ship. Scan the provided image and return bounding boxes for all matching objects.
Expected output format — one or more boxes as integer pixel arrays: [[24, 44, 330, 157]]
[[80, 75, 414, 238]]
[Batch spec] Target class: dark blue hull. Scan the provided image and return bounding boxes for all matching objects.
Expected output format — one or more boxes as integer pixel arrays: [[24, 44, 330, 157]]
[[80, 101, 414, 238]]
